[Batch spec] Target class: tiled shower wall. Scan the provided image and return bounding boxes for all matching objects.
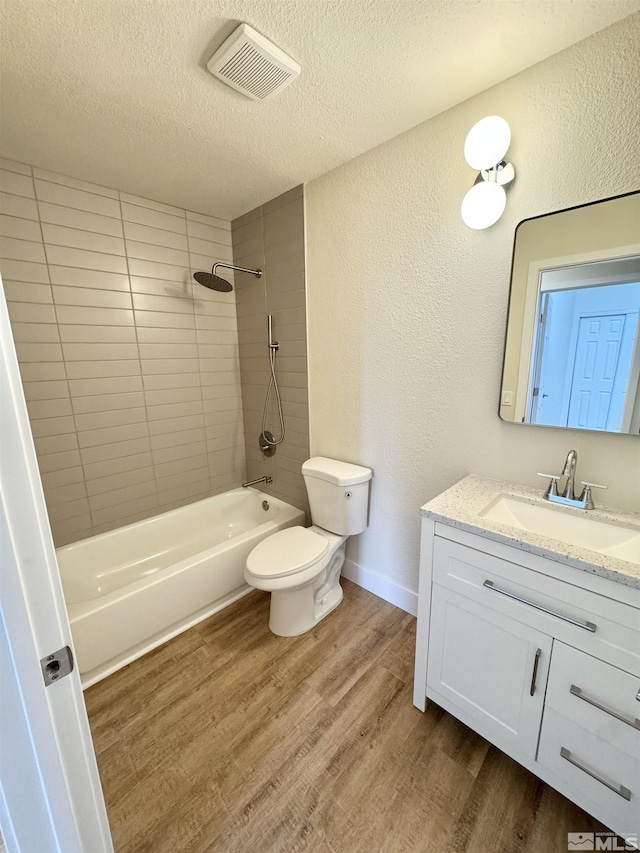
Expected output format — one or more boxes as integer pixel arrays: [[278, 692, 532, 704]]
[[232, 186, 310, 515], [0, 159, 245, 545]]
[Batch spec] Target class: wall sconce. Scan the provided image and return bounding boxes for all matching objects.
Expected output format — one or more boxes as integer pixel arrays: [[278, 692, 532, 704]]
[[461, 116, 515, 230]]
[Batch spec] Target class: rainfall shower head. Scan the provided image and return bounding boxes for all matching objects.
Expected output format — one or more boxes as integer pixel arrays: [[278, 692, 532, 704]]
[[193, 263, 261, 292]]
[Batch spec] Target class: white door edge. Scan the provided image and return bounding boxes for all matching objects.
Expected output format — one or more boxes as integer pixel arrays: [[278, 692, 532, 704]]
[[0, 276, 113, 853]]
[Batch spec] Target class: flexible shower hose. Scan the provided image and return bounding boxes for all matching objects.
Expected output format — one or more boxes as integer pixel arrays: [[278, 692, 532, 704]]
[[261, 345, 285, 446]]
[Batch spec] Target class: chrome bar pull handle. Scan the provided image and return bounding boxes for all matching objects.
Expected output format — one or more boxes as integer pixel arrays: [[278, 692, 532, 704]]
[[560, 748, 631, 801], [530, 648, 542, 696], [482, 580, 597, 632], [570, 685, 640, 730]]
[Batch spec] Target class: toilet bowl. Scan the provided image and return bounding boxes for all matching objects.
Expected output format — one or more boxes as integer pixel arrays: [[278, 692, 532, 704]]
[[244, 457, 372, 636], [245, 526, 347, 636]]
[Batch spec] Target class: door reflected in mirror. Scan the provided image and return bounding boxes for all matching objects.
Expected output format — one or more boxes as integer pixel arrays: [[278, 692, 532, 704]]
[[500, 192, 640, 435]]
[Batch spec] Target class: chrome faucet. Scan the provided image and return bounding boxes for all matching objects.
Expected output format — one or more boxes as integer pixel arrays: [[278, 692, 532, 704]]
[[242, 476, 273, 488], [537, 449, 607, 509], [561, 449, 578, 500]]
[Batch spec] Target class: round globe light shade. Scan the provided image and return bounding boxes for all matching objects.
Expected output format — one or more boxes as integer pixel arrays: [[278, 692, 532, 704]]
[[460, 181, 506, 230], [464, 116, 511, 170]]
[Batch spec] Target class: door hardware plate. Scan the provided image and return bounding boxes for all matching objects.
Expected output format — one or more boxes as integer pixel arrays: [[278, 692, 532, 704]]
[[40, 645, 74, 686]]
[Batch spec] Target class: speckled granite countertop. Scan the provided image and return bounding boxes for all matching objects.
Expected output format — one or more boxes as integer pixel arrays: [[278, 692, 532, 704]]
[[420, 475, 640, 589]]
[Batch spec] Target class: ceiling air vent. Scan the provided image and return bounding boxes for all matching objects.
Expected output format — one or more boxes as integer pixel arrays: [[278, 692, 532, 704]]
[[206, 24, 301, 101]]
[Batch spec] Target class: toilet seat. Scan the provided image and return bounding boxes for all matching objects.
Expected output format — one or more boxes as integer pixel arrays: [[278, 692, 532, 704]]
[[246, 526, 330, 579]]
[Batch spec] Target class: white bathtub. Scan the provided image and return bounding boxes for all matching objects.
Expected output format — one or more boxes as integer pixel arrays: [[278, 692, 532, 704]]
[[56, 488, 304, 687]]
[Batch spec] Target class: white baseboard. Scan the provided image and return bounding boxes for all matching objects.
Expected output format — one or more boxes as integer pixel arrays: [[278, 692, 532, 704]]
[[342, 558, 417, 616]]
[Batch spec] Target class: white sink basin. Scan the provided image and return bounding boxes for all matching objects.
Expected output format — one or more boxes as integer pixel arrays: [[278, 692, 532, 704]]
[[479, 494, 640, 565]]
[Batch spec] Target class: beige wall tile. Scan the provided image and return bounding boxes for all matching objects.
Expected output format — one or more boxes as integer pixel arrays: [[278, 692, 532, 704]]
[[7, 301, 57, 323], [91, 494, 158, 527], [121, 202, 186, 234], [42, 223, 125, 256], [0, 259, 49, 283], [30, 415, 76, 437], [142, 372, 200, 391], [155, 478, 209, 507], [144, 386, 201, 406], [141, 357, 199, 375], [148, 413, 205, 436], [138, 342, 197, 360], [0, 159, 31, 175], [26, 398, 72, 419], [41, 466, 85, 489], [126, 240, 189, 267], [78, 422, 149, 449], [23, 379, 69, 400], [56, 305, 134, 326], [151, 441, 207, 465], [80, 437, 152, 465], [35, 180, 120, 216], [186, 210, 230, 230], [74, 407, 146, 431], [153, 453, 207, 479], [88, 479, 156, 511], [59, 324, 137, 343], [20, 361, 66, 382], [120, 193, 184, 216], [38, 448, 82, 473], [83, 451, 153, 480], [123, 221, 188, 250], [0, 192, 39, 220], [67, 375, 143, 396], [10, 323, 60, 343], [0, 214, 42, 241], [0, 169, 35, 197], [47, 497, 91, 522], [52, 285, 132, 308], [71, 390, 145, 414], [65, 359, 141, 379], [33, 169, 118, 199], [85, 466, 156, 496], [149, 427, 206, 451], [38, 202, 123, 237], [186, 219, 230, 243], [14, 341, 63, 362], [46, 244, 128, 274], [34, 433, 79, 455], [62, 341, 138, 361], [132, 292, 194, 314], [49, 266, 130, 291]]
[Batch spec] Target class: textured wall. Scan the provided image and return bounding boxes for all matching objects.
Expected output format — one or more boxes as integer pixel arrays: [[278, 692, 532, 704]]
[[232, 186, 310, 514], [305, 15, 640, 595], [0, 161, 244, 545]]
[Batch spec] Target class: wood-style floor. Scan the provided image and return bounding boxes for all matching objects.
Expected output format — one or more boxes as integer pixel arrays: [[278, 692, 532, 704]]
[[85, 580, 605, 853]]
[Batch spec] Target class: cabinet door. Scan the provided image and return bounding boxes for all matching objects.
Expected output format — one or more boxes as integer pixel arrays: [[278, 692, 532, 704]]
[[427, 584, 552, 759]]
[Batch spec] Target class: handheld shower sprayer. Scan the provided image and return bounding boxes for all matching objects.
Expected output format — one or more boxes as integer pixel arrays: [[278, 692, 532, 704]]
[[267, 315, 279, 352], [260, 314, 285, 456]]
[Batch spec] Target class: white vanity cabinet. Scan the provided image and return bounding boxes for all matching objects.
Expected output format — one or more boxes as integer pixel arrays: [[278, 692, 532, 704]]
[[414, 511, 640, 842]]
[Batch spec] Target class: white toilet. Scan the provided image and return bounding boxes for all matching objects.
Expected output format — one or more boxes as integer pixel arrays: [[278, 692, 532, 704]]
[[244, 457, 372, 636]]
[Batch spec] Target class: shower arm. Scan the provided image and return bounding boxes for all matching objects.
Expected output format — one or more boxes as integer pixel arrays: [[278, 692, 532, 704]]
[[212, 262, 262, 278]]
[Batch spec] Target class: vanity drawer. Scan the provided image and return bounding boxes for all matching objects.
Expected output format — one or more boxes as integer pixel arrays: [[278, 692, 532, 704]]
[[537, 706, 640, 839], [432, 538, 640, 673], [546, 641, 640, 754]]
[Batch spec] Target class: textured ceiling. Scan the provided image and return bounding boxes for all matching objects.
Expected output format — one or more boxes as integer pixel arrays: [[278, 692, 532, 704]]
[[1, 0, 638, 220]]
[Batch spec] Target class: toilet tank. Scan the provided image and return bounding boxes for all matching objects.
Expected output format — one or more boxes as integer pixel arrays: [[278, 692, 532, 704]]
[[302, 457, 372, 535]]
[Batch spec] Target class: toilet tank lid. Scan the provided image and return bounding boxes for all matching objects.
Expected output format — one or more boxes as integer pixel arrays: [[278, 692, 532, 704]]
[[302, 457, 372, 486]]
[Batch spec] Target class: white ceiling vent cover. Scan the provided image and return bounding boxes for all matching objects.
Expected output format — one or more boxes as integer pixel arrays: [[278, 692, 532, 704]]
[[207, 24, 301, 101]]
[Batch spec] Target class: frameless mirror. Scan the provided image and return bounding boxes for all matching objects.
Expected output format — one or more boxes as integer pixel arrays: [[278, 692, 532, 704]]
[[499, 192, 640, 434]]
